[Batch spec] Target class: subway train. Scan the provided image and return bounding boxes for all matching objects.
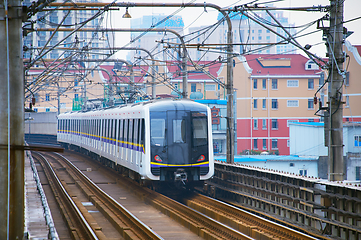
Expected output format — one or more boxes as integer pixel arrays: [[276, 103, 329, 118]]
[[57, 99, 214, 188]]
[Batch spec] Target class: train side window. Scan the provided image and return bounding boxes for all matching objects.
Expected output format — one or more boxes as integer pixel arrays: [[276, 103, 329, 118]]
[[140, 119, 145, 152], [124, 119, 128, 144], [133, 119, 138, 147], [137, 119, 141, 146], [121, 119, 125, 141], [114, 119, 116, 139], [128, 119, 133, 145], [107, 119, 111, 138], [102, 119, 106, 139], [118, 119, 123, 142]]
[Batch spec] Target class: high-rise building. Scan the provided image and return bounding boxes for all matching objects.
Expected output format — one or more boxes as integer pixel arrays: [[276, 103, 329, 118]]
[[127, 14, 184, 62], [23, 0, 106, 61], [187, 10, 297, 61]]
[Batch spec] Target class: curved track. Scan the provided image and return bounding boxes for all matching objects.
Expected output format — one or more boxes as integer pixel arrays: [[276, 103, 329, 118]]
[[33, 151, 162, 240]]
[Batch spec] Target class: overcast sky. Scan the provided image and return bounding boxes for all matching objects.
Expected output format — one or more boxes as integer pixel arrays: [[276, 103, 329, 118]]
[[104, 0, 361, 59]]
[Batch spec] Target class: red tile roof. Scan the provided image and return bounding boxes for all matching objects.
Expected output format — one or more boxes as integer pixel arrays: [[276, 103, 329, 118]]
[[244, 54, 322, 76]]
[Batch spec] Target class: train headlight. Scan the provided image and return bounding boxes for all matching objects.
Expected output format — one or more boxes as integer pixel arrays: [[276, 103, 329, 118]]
[[154, 155, 163, 162], [197, 155, 205, 162]]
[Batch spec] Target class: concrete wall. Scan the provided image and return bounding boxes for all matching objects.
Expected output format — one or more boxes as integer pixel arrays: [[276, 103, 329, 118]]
[[24, 112, 57, 135]]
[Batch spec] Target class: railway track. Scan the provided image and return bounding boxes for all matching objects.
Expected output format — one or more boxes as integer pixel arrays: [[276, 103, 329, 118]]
[[179, 192, 319, 240], [33, 150, 321, 239], [33, 151, 162, 240]]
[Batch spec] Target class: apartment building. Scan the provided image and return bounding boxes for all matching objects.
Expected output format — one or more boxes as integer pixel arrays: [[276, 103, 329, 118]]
[[232, 54, 323, 155], [344, 41, 361, 123]]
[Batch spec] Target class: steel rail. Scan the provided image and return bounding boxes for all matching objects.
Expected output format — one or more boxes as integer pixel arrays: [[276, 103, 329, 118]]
[[187, 192, 319, 240], [33, 152, 99, 240], [51, 152, 163, 240]]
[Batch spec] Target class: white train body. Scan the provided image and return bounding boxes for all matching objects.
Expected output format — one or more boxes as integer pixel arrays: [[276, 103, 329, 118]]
[[57, 99, 214, 185]]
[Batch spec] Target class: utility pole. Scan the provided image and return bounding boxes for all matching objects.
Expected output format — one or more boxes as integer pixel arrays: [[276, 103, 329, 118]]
[[326, 0, 344, 181], [0, 0, 25, 238]]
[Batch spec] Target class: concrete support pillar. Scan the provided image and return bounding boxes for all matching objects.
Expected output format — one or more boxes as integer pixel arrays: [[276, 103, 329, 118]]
[[0, 0, 25, 238]]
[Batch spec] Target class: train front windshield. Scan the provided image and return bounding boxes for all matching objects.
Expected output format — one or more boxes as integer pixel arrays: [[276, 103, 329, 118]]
[[150, 110, 208, 165]]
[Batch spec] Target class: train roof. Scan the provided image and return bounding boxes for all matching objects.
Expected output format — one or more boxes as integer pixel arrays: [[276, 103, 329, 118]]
[[58, 99, 209, 119]]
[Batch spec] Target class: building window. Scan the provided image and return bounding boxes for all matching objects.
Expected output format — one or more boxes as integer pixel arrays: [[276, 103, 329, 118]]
[[254, 139, 258, 149], [287, 100, 299, 107], [258, 36, 262, 40], [262, 119, 267, 130], [271, 139, 278, 149], [272, 79, 278, 90], [356, 166, 361, 180], [271, 119, 278, 129], [308, 99, 314, 109], [287, 80, 299, 87], [253, 79, 257, 89], [46, 108, 50, 112], [254, 119, 258, 129], [74, 93, 79, 99], [253, 99, 258, 109], [45, 94, 50, 101], [258, 29, 262, 33], [266, 36, 270, 40], [174, 83, 178, 89], [263, 139, 267, 149], [308, 79, 314, 89], [262, 99, 266, 109], [271, 99, 278, 109], [299, 169, 308, 176], [287, 140, 290, 147], [262, 79, 266, 89], [346, 96, 349, 108], [191, 83, 196, 92], [355, 136, 361, 147]]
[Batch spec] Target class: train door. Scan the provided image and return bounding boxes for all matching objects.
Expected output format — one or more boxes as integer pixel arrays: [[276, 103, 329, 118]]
[[166, 111, 191, 165], [132, 119, 139, 165], [127, 119, 133, 163], [106, 119, 110, 155], [123, 119, 128, 161], [112, 119, 117, 156], [101, 119, 105, 153], [118, 119, 124, 161]]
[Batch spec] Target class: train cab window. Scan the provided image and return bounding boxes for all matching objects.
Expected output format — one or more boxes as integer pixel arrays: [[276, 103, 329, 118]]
[[173, 119, 186, 143], [192, 112, 208, 147], [150, 118, 165, 146]]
